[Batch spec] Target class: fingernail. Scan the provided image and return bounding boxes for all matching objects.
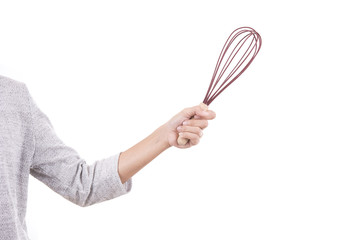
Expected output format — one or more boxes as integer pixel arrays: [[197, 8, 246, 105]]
[[200, 131, 203, 137], [177, 126, 182, 132], [179, 132, 184, 136], [183, 121, 188, 126]]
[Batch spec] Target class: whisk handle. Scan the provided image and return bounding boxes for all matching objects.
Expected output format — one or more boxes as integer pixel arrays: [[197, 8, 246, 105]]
[[177, 103, 208, 145]]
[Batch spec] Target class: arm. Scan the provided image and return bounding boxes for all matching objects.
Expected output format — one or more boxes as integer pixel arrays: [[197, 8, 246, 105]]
[[118, 105, 216, 183], [28, 89, 131, 207], [27, 82, 214, 206]]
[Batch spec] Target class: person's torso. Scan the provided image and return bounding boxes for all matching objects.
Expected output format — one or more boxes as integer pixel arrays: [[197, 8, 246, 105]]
[[0, 76, 34, 240]]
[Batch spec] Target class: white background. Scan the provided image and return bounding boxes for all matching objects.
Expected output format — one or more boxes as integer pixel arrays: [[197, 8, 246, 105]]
[[1, 0, 343, 239]]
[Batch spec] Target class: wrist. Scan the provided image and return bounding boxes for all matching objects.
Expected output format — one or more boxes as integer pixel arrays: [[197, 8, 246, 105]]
[[156, 124, 172, 149]]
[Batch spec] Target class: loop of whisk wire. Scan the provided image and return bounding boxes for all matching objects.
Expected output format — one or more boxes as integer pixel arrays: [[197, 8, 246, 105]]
[[203, 27, 262, 105]]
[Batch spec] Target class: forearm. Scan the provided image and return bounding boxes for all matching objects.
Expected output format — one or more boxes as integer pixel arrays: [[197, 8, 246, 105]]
[[118, 124, 170, 183]]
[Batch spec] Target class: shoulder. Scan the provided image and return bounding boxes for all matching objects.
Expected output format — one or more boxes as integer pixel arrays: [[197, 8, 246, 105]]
[[0, 75, 31, 111], [0, 75, 36, 165], [0, 74, 28, 94], [0, 74, 29, 94], [0, 74, 26, 86]]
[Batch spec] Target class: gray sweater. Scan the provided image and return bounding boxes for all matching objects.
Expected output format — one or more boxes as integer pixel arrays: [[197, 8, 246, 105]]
[[0, 75, 132, 240]]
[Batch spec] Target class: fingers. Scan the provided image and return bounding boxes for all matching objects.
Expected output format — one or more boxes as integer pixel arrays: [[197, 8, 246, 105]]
[[195, 109, 216, 120], [183, 119, 208, 129], [177, 125, 203, 137], [178, 131, 201, 146], [173, 104, 216, 148], [181, 104, 216, 121], [182, 109, 216, 129], [177, 125, 203, 146]]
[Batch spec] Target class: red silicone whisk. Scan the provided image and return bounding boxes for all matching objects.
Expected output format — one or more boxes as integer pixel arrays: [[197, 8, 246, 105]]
[[178, 26, 262, 145]]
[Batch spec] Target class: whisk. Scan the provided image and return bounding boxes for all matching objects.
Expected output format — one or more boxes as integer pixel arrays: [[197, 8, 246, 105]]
[[178, 26, 262, 145]]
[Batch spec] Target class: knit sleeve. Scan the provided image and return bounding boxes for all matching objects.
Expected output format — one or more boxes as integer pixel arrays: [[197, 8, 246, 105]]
[[27, 87, 132, 207]]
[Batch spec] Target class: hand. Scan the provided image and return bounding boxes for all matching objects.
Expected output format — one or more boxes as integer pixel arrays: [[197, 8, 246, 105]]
[[118, 104, 216, 183], [163, 104, 216, 148]]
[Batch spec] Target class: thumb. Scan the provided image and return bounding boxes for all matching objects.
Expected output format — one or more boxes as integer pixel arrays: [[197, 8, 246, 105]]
[[181, 103, 208, 119]]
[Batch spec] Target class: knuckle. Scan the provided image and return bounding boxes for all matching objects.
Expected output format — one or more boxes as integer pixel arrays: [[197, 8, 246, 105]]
[[212, 111, 216, 119], [183, 132, 190, 138], [181, 125, 188, 131], [193, 138, 200, 145]]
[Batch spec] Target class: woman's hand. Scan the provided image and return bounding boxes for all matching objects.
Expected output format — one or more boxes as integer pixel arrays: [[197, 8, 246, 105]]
[[118, 104, 216, 183], [163, 104, 216, 148]]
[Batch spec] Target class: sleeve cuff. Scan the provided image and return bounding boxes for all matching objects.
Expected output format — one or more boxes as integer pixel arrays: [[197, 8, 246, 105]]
[[110, 153, 132, 195]]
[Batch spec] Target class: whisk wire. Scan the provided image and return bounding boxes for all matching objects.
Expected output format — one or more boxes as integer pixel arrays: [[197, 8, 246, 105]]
[[214, 33, 254, 92], [203, 27, 262, 105]]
